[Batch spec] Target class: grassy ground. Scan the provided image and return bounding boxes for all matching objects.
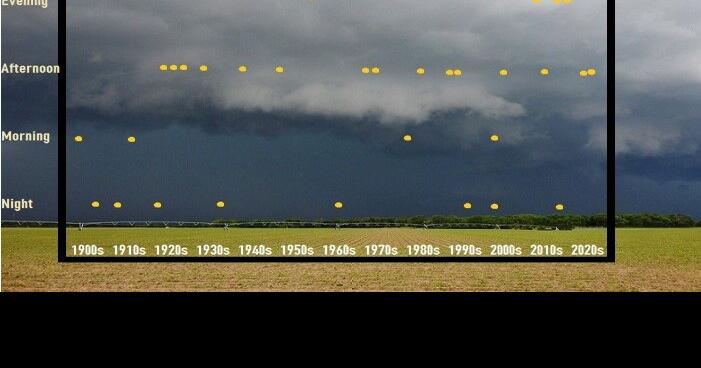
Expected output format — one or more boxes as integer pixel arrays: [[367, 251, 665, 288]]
[[64, 227, 607, 257], [1, 227, 699, 291]]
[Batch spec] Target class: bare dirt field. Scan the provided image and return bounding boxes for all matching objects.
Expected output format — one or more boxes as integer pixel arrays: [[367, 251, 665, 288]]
[[2, 228, 698, 291]]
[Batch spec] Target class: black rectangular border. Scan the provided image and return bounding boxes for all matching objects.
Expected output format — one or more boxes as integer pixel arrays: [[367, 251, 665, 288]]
[[59, 1, 615, 263]]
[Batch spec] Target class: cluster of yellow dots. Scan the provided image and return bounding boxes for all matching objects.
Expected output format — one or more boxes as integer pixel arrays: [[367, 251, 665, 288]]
[[532, 0, 573, 4], [75, 133, 501, 145], [90, 199, 564, 212], [91, 201, 226, 209], [158, 64, 596, 78], [159, 64, 190, 72], [160, 64, 289, 74], [461, 202, 566, 212], [334, 201, 565, 211]]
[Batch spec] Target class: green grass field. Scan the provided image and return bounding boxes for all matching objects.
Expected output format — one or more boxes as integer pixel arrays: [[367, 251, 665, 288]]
[[2, 227, 699, 291]]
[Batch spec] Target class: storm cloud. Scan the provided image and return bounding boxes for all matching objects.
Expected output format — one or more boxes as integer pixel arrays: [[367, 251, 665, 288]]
[[67, 0, 606, 126], [5, 0, 700, 220], [614, 0, 701, 157]]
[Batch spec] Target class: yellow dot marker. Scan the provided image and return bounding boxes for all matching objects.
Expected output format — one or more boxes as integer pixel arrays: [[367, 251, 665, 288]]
[[463, 202, 473, 209], [564, 0, 572, 4], [532, 0, 542, 3], [216, 201, 226, 208], [159, 65, 168, 71], [169, 65, 178, 71], [127, 136, 136, 143], [334, 201, 344, 209], [74, 135, 84, 143], [587, 68, 597, 76], [454, 69, 462, 77], [555, 203, 565, 211], [90, 201, 101, 208], [371, 67, 381, 74], [579, 70, 588, 77], [499, 69, 509, 77], [490, 134, 500, 142], [238, 65, 248, 73], [113, 202, 122, 209], [553, 0, 562, 4], [153, 202, 163, 209], [179, 65, 188, 71], [416, 67, 425, 75], [540, 68, 550, 76], [275, 65, 285, 74], [361, 67, 370, 74], [445, 69, 454, 77], [199, 65, 209, 72], [490, 203, 500, 211], [403, 134, 413, 142]]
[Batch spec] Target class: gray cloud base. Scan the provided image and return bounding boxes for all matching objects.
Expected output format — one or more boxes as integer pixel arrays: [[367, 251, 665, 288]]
[[67, 0, 606, 127]]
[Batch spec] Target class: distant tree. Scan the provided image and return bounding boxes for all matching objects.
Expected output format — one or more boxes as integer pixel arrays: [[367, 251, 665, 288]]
[[203, 213, 699, 229], [408, 215, 427, 224]]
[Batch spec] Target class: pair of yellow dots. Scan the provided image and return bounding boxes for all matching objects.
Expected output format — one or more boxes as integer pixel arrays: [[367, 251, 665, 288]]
[[73, 136, 137, 143], [90, 201, 122, 209], [501, 68, 545, 77], [462, 203, 500, 210], [532, 0, 573, 4], [360, 66, 381, 75], [91, 201, 226, 209], [579, 68, 598, 77], [404, 134, 496, 142], [445, 69, 463, 77], [237, 65, 284, 74]]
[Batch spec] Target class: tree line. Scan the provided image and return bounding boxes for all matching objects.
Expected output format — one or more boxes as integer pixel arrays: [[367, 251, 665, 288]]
[[2, 213, 698, 228], [215, 213, 700, 229]]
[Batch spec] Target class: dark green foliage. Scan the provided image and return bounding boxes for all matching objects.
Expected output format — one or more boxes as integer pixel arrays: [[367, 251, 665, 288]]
[[211, 214, 696, 229], [615, 213, 696, 228]]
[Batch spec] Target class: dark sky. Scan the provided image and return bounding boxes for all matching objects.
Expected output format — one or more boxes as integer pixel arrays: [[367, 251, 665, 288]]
[[2, 0, 699, 221]]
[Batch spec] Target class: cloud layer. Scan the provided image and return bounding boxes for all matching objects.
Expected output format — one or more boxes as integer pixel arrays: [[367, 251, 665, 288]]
[[615, 0, 701, 157], [67, 0, 606, 127]]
